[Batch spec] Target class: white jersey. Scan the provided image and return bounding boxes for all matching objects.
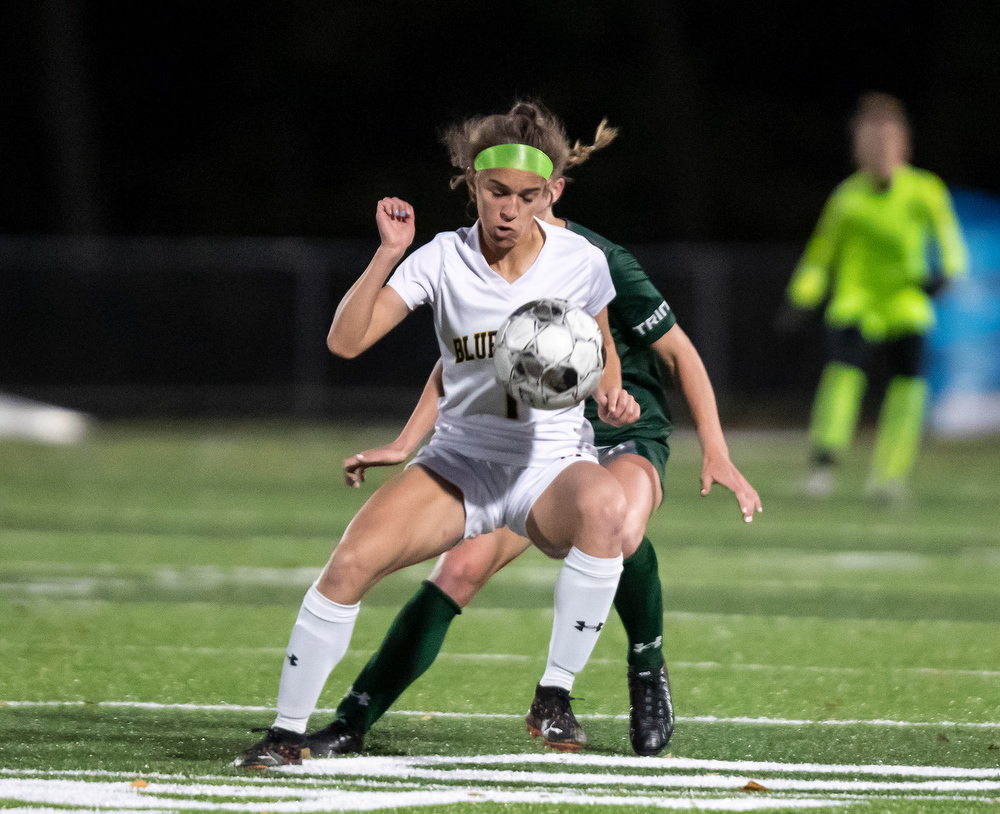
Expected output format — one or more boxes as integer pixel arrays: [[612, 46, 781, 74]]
[[388, 219, 615, 465]]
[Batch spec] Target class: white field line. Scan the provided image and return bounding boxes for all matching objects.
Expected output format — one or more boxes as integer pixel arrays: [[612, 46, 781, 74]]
[[291, 761, 1000, 793], [4, 699, 1000, 730], [6, 751, 1000, 781], [0, 777, 848, 812], [2, 642, 998, 679], [7, 751, 1000, 814], [662, 661, 1000, 679], [7, 547, 1000, 581], [326, 753, 1000, 779]]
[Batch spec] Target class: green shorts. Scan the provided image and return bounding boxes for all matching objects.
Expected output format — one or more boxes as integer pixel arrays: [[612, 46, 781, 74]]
[[596, 436, 670, 499]]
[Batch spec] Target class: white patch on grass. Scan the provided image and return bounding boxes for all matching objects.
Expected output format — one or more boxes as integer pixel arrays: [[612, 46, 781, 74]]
[[829, 552, 928, 571], [7, 754, 1000, 813], [0, 776, 848, 812], [5, 700, 1000, 730]]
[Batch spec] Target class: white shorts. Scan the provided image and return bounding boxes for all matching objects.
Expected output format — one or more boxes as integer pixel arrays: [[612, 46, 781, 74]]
[[408, 443, 598, 540]]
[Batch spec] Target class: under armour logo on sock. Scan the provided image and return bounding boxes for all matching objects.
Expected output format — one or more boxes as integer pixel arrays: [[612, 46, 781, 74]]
[[347, 689, 371, 706], [288, 654, 298, 666], [632, 636, 662, 654], [574, 621, 604, 632]]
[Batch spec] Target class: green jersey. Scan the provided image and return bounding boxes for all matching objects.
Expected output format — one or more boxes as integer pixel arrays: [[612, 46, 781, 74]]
[[787, 165, 967, 341], [567, 221, 676, 447]]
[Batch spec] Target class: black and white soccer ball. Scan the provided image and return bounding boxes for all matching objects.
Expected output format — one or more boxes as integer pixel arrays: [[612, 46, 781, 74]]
[[493, 298, 605, 410]]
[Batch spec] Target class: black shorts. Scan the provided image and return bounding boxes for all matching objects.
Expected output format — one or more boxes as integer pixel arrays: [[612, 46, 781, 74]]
[[825, 327, 923, 378]]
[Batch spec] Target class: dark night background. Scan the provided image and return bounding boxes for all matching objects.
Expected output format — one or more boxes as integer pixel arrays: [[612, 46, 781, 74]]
[[1, 0, 998, 419]]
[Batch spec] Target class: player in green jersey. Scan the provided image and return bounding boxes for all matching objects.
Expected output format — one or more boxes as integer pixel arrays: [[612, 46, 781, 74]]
[[781, 92, 967, 500], [303, 123, 761, 757]]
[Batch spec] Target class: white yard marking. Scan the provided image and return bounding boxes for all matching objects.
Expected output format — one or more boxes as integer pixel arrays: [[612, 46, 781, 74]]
[[657, 661, 1000, 679], [0, 776, 847, 812], [341, 753, 1000, 779], [291, 755, 1000, 792], [6, 753, 1000, 813], [4, 699, 1000, 730], [3, 646, 999, 677]]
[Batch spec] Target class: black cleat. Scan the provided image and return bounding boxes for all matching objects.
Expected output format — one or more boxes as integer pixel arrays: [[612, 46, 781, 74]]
[[305, 719, 365, 757], [525, 684, 587, 752], [627, 663, 674, 756], [235, 727, 305, 768]]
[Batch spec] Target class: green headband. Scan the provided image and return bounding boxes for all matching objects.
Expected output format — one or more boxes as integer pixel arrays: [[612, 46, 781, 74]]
[[473, 143, 554, 180]]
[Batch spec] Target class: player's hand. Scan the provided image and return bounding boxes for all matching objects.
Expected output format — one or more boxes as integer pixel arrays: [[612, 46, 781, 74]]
[[923, 273, 948, 297], [376, 197, 415, 254], [595, 387, 640, 427], [700, 453, 763, 523], [343, 443, 410, 488]]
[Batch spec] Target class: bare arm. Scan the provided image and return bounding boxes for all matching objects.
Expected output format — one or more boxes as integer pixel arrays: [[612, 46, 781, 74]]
[[653, 324, 762, 523], [343, 359, 444, 488], [592, 307, 640, 427], [327, 197, 415, 359]]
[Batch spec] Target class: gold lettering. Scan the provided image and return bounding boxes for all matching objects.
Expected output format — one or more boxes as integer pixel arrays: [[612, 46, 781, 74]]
[[474, 332, 488, 359], [453, 330, 501, 363]]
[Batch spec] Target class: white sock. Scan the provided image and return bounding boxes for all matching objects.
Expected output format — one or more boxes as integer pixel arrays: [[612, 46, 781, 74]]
[[540, 546, 623, 692], [273, 584, 360, 733]]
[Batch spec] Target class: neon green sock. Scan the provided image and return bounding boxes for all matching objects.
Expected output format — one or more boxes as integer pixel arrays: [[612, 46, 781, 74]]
[[614, 537, 664, 672], [870, 376, 928, 485], [335, 581, 460, 733], [809, 362, 867, 458]]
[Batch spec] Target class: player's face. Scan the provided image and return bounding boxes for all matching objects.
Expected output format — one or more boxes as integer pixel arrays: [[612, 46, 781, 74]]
[[474, 168, 550, 250], [854, 118, 909, 182]]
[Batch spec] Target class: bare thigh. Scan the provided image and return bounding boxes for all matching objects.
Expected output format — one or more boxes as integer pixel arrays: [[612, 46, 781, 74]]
[[526, 460, 627, 560], [317, 464, 468, 604], [604, 452, 662, 558], [429, 527, 532, 607]]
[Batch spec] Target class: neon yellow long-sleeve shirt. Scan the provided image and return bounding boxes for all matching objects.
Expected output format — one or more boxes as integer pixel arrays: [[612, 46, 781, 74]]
[[787, 165, 967, 341]]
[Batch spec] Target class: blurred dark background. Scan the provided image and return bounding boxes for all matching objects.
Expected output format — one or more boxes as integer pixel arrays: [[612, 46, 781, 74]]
[[2, 0, 998, 423]]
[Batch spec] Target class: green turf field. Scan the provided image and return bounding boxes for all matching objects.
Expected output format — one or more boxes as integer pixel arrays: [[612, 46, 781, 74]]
[[1, 421, 998, 812]]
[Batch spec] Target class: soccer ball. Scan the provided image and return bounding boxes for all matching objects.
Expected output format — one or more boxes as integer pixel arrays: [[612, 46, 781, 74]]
[[493, 298, 605, 410]]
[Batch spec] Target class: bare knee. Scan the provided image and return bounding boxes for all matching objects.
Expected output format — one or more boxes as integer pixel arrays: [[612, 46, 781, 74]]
[[619, 509, 650, 558], [574, 478, 628, 557], [430, 539, 506, 607], [316, 543, 378, 605], [432, 556, 490, 607]]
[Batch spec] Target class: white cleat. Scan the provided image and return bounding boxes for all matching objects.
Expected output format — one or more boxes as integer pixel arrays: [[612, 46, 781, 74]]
[[804, 466, 834, 497]]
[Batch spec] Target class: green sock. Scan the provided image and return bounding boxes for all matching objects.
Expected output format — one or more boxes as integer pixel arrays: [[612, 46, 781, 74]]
[[871, 376, 928, 485], [335, 580, 460, 733], [809, 361, 867, 457], [614, 537, 664, 672]]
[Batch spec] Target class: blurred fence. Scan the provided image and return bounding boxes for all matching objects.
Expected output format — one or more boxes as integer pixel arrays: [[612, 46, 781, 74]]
[[0, 236, 819, 424]]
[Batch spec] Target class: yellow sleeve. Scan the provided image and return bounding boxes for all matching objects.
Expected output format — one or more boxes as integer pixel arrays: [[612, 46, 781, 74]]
[[926, 175, 968, 279], [787, 191, 842, 310]]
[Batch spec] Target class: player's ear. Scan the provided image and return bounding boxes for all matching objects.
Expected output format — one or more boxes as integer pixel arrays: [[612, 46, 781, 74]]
[[466, 171, 478, 203], [549, 177, 566, 206]]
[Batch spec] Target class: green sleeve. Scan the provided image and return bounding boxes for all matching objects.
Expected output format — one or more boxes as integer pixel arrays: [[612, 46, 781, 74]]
[[606, 244, 676, 345], [926, 176, 968, 279], [787, 190, 842, 310]]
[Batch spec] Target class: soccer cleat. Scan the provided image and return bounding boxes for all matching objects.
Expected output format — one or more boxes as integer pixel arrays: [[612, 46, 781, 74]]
[[234, 727, 305, 768], [305, 718, 365, 757], [525, 684, 587, 752], [627, 663, 674, 756], [804, 465, 834, 496], [865, 477, 911, 509]]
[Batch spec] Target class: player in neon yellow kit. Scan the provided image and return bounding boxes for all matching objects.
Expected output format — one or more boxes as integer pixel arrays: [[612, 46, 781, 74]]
[[783, 92, 967, 498]]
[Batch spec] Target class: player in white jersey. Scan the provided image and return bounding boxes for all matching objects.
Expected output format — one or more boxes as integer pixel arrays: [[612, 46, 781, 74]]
[[388, 217, 616, 470], [237, 102, 640, 768]]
